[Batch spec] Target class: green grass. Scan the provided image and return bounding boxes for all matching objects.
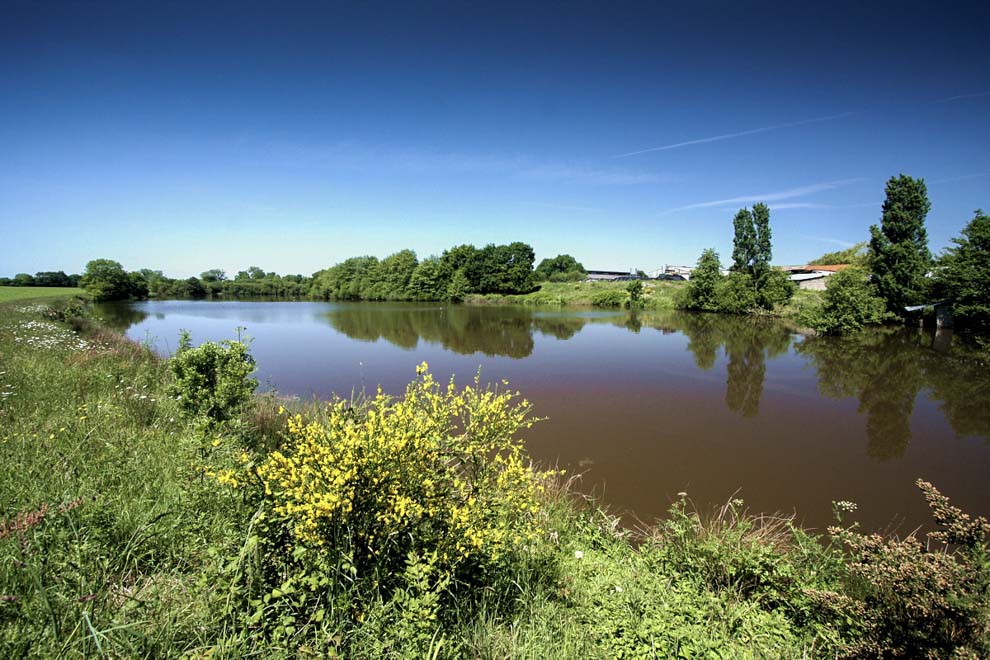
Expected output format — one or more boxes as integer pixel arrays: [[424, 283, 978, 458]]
[[1, 296, 985, 657], [0, 286, 81, 303], [469, 280, 685, 309]]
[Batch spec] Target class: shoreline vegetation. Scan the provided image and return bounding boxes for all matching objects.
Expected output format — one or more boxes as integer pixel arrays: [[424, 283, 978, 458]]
[[2, 295, 989, 656], [10, 174, 986, 338]]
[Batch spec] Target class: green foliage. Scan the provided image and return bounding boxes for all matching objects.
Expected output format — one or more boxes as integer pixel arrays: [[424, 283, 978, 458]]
[[933, 209, 990, 330], [679, 248, 724, 311], [80, 258, 146, 301], [730, 204, 773, 279], [534, 254, 586, 282], [625, 279, 643, 308], [824, 481, 990, 658], [200, 268, 227, 283], [802, 267, 891, 335], [752, 202, 773, 279], [591, 289, 627, 307], [446, 269, 470, 303], [809, 241, 868, 266], [5, 298, 990, 657], [714, 272, 758, 314], [166, 331, 258, 424], [869, 174, 932, 313], [755, 269, 795, 310], [684, 209, 788, 315], [732, 208, 757, 273], [219, 365, 554, 652], [408, 257, 446, 300], [311, 242, 537, 302]]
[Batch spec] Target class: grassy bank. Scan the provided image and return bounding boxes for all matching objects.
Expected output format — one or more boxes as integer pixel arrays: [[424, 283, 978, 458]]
[[468, 280, 686, 310], [0, 286, 81, 303], [1, 297, 987, 657]]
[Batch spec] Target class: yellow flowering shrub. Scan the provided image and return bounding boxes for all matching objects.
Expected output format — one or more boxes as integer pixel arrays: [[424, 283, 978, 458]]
[[245, 363, 552, 614]]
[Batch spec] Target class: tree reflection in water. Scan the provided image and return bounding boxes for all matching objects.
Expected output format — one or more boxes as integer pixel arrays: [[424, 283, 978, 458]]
[[109, 300, 989, 458], [797, 327, 990, 459], [643, 312, 792, 418]]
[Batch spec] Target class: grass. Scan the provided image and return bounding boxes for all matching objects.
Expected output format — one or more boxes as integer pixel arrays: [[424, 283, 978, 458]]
[[0, 287, 81, 303], [1, 295, 985, 657], [469, 280, 685, 310]]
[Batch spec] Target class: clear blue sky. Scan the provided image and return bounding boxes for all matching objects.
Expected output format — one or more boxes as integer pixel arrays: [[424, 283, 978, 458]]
[[2, 0, 988, 277]]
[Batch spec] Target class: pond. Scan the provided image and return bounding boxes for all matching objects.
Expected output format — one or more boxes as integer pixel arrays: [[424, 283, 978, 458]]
[[98, 300, 990, 532]]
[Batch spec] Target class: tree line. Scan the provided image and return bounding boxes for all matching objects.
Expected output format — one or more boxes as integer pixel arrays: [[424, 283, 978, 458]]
[[71, 245, 588, 303], [0, 271, 81, 287]]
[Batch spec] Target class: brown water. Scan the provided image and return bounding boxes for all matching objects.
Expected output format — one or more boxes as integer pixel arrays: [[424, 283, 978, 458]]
[[99, 300, 990, 532]]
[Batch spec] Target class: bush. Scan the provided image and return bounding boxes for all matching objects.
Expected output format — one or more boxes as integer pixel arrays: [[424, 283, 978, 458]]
[[824, 480, 990, 657], [220, 365, 555, 650], [591, 289, 628, 308], [802, 268, 890, 335], [755, 269, 795, 310], [166, 331, 258, 424], [626, 280, 643, 308], [714, 273, 757, 314], [679, 248, 723, 311]]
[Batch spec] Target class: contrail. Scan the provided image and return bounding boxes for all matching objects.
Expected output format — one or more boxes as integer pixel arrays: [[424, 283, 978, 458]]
[[612, 112, 856, 158], [929, 172, 990, 184], [935, 91, 990, 103], [659, 177, 865, 215]]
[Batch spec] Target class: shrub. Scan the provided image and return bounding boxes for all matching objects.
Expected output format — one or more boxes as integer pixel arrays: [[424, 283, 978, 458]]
[[166, 331, 257, 424], [591, 289, 627, 308], [223, 365, 555, 649], [626, 280, 643, 308], [755, 269, 795, 310], [714, 273, 757, 314], [679, 248, 723, 311], [802, 267, 890, 335], [824, 480, 990, 658]]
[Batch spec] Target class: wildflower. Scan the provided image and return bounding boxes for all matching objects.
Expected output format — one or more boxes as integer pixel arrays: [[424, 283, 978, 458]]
[[574, 550, 584, 560]]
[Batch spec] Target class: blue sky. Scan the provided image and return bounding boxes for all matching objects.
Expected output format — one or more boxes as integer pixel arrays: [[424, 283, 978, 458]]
[[1, 0, 988, 277]]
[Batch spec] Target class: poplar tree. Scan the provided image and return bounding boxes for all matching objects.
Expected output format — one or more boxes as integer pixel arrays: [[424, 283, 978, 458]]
[[869, 175, 932, 313], [731, 208, 756, 273], [752, 202, 772, 278]]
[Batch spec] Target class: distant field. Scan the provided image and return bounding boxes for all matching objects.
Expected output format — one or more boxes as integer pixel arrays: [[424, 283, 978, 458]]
[[0, 286, 80, 302]]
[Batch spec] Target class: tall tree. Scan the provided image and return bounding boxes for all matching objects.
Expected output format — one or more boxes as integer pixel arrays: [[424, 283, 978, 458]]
[[752, 202, 772, 278], [731, 208, 756, 273], [869, 174, 932, 313], [934, 209, 990, 329]]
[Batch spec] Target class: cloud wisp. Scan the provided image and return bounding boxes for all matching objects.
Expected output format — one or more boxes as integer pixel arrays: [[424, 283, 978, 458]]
[[659, 178, 865, 215], [805, 236, 858, 248], [249, 140, 668, 186], [934, 91, 990, 104], [929, 172, 990, 184], [612, 112, 856, 159]]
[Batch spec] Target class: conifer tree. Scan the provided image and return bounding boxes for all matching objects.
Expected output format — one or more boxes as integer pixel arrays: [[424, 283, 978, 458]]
[[869, 174, 932, 313]]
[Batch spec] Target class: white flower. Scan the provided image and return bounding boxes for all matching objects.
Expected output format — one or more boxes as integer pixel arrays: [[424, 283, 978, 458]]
[[574, 550, 584, 560]]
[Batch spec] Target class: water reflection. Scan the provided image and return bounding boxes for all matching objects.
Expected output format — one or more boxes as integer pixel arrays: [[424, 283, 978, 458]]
[[324, 304, 623, 359], [326, 304, 990, 448], [797, 328, 990, 458], [95, 303, 150, 331], [643, 313, 792, 418], [100, 300, 990, 530]]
